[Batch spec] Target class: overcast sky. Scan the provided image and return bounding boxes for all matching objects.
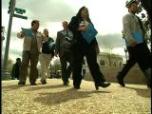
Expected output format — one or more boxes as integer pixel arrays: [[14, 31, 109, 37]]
[[2, 0, 129, 62]]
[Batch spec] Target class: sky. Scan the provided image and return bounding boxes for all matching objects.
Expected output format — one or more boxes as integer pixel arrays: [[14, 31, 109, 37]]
[[2, 0, 130, 62]]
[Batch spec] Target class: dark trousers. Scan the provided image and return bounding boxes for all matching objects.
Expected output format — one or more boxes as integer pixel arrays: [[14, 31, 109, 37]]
[[60, 52, 72, 83], [72, 43, 106, 88], [118, 43, 151, 81], [19, 51, 39, 84], [11, 64, 20, 80], [117, 54, 136, 79]]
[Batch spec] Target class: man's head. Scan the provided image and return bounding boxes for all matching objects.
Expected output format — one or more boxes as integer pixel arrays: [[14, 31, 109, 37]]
[[31, 20, 39, 31], [16, 58, 21, 63], [43, 29, 49, 37], [126, 0, 139, 13], [62, 21, 68, 30]]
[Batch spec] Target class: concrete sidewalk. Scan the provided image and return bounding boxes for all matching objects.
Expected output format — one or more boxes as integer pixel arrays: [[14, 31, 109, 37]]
[[2, 79, 151, 114]]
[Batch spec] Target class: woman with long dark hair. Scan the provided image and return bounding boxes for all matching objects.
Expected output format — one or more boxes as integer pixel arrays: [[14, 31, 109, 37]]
[[69, 6, 110, 90]]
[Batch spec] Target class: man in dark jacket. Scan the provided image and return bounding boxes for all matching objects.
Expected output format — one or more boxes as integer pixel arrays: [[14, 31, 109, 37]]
[[11, 58, 21, 80], [55, 21, 73, 86]]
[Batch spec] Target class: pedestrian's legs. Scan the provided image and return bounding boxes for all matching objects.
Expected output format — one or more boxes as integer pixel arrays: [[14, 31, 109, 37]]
[[40, 53, 52, 84], [143, 68, 151, 88], [60, 57, 69, 85], [87, 44, 107, 82], [45, 56, 52, 79], [39, 54, 48, 82], [72, 53, 83, 89], [18, 51, 30, 85], [29, 53, 39, 85], [133, 43, 151, 88], [66, 62, 72, 80], [116, 51, 136, 87], [86, 46, 110, 90], [117, 48, 136, 77]]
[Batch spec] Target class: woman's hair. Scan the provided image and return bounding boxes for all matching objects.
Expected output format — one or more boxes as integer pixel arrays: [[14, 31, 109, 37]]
[[76, 6, 91, 22]]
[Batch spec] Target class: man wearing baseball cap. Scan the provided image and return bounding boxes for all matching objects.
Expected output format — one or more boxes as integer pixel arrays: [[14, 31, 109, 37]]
[[116, 0, 151, 88]]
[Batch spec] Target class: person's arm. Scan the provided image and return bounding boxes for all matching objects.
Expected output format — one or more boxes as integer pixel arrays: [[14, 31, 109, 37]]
[[69, 16, 81, 45], [55, 32, 61, 56], [68, 16, 79, 33], [123, 15, 137, 47], [51, 37, 54, 42]]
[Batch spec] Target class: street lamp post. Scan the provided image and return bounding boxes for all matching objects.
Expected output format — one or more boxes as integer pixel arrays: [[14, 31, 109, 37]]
[[3, 0, 16, 71], [3, 0, 28, 71]]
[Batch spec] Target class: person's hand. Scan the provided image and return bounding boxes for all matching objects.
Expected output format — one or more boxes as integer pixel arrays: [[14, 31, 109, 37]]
[[130, 40, 137, 47], [17, 32, 24, 38], [42, 33, 45, 37], [78, 25, 87, 31]]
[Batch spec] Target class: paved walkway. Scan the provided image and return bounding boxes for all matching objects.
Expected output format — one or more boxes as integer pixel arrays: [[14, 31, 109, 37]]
[[2, 79, 151, 114]]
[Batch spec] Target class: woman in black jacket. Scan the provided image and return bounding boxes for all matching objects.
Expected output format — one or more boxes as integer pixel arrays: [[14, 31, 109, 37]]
[[68, 6, 110, 90]]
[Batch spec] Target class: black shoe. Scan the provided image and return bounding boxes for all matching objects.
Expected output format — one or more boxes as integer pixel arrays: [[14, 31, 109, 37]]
[[116, 75, 125, 87], [147, 82, 151, 89], [95, 81, 111, 90], [63, 80, 69, 86], [18, 81, 25, 86], [41, 79, 47, 85], [30, 82, 37, 85], [74, 86, 80, 89]]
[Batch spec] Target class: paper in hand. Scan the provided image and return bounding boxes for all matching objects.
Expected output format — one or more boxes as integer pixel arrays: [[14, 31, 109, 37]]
[[21, 28, 33, 37]]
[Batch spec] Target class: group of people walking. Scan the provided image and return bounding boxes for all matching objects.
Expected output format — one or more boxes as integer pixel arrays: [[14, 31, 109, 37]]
[[15, 0, 151, 90]]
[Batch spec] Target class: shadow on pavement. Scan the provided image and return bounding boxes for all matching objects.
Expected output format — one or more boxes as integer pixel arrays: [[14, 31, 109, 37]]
[[34, 88, 111, 106], [125, 86, 151, 98], [2, 84, 30, 91], [25, 84, 66, 91]]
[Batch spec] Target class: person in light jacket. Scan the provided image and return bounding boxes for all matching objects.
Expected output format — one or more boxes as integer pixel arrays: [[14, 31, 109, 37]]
[[17, 20, 43, 85], [116, 0, 151, 88]]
